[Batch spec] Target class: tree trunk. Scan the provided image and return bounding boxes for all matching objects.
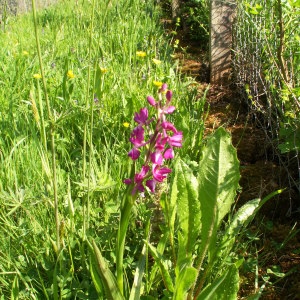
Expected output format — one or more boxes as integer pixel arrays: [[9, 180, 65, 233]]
[[210, 0, 236, 85], [171, 0, 180, 19]]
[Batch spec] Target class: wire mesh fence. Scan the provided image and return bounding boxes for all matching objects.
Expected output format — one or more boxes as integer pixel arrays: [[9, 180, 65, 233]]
[[232, 0, 300, 214]]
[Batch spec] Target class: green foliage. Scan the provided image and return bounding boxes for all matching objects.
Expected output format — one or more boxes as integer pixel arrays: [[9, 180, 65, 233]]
[[90, 128, 275, 299], [0, 0, 279, 298], [181, 0, 209, 44], [162, 0, 209, 45], [196, 264, 239, 300]]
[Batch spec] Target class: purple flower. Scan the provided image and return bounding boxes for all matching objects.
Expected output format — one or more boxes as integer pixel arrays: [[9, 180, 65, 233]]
[[168, 131, 183, 147], [128, 148, 140, 160], [152, 165, 172, 182], [166, 90, 172, 102], [161, 121, 177, 133], [134, 108, 148, 125], [129, 126, 145, 147], [155, 133, 168, 151], [132, 165, 150, 194], [159, 83, 168, 93], [163, 106, 176, 114], [146, 179, 156, 193], [123, 178, 132, 185], [147, 96, 156, 106], [134, 165, 150, 183], [150, 151, 163, 165], [164, 148, 174, 159]]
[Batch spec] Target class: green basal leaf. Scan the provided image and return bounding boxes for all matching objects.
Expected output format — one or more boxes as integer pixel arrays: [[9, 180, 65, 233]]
[[173, 265, 197, 300], [89, 253, 104, 297], [198, 127, 240, 262], [129, 243, 147, 300], [216, 199, 260, 260], [196, 264, 239, 300], [174, 159, 200, 255], [89, 240, 125, 300]]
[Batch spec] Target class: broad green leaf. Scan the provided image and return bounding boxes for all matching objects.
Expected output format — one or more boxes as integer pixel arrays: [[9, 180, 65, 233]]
[[174, 159, 200, 255], [196, 265, 239, 300], [90, 253, 104, 297], [206, 199, 260, 278], [173, 265, 197, 300], [216, 199, 260, 261], [176, 232, 190, 276], [89, 240, 125, 300], [198, 127, 240, 262]]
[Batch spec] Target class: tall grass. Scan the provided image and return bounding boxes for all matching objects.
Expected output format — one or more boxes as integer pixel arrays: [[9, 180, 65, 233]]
[[0, 0, 203, 297]]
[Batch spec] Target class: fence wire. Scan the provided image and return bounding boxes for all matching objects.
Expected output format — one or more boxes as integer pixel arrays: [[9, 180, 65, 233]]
[[232, 0, 300, 214]]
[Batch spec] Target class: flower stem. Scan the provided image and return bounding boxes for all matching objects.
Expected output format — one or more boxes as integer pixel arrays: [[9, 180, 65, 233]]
[[31, 0, 60, 253], [82, 0, 96, 240], [116, 188, 136, 295]]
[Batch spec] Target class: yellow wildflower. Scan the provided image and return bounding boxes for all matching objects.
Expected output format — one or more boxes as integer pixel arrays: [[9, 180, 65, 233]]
[[100, 67, 108, 73], [153, 81, 163, 88], [136, 51, 146, 57], [174, 39, 180, 48], [22, 50, 29, 56], [67, 70, 75, 79], [33, 73, 42, 79], [152, 58, 162, 65], [123, 122, 130, 128]]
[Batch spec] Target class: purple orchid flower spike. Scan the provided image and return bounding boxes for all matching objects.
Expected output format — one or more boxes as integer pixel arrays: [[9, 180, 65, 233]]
[[124, 83, 182, 194]]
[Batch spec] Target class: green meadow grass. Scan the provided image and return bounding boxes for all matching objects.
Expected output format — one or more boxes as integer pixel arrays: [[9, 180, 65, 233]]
[[0, 0, 205, 297]]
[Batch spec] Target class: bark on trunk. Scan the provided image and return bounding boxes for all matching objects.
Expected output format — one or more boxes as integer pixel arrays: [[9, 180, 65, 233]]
[[210, 0, 236, 86]]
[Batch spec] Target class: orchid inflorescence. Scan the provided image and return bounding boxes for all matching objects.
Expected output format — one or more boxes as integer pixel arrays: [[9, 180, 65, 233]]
[[124, 83, 183, 195]]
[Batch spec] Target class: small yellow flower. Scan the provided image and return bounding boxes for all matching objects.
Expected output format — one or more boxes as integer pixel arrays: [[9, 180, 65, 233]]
[[123, 122, 130, 128], [136, 51, 146, 57], [152, 58, 162, 65], [153, 81, 163, 88], [22, 50, 29, 56], [100, 67, 108, 73], [174, 39, 180, 48], [67, 70, 75, 79], [33, 73, 42, 79]]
